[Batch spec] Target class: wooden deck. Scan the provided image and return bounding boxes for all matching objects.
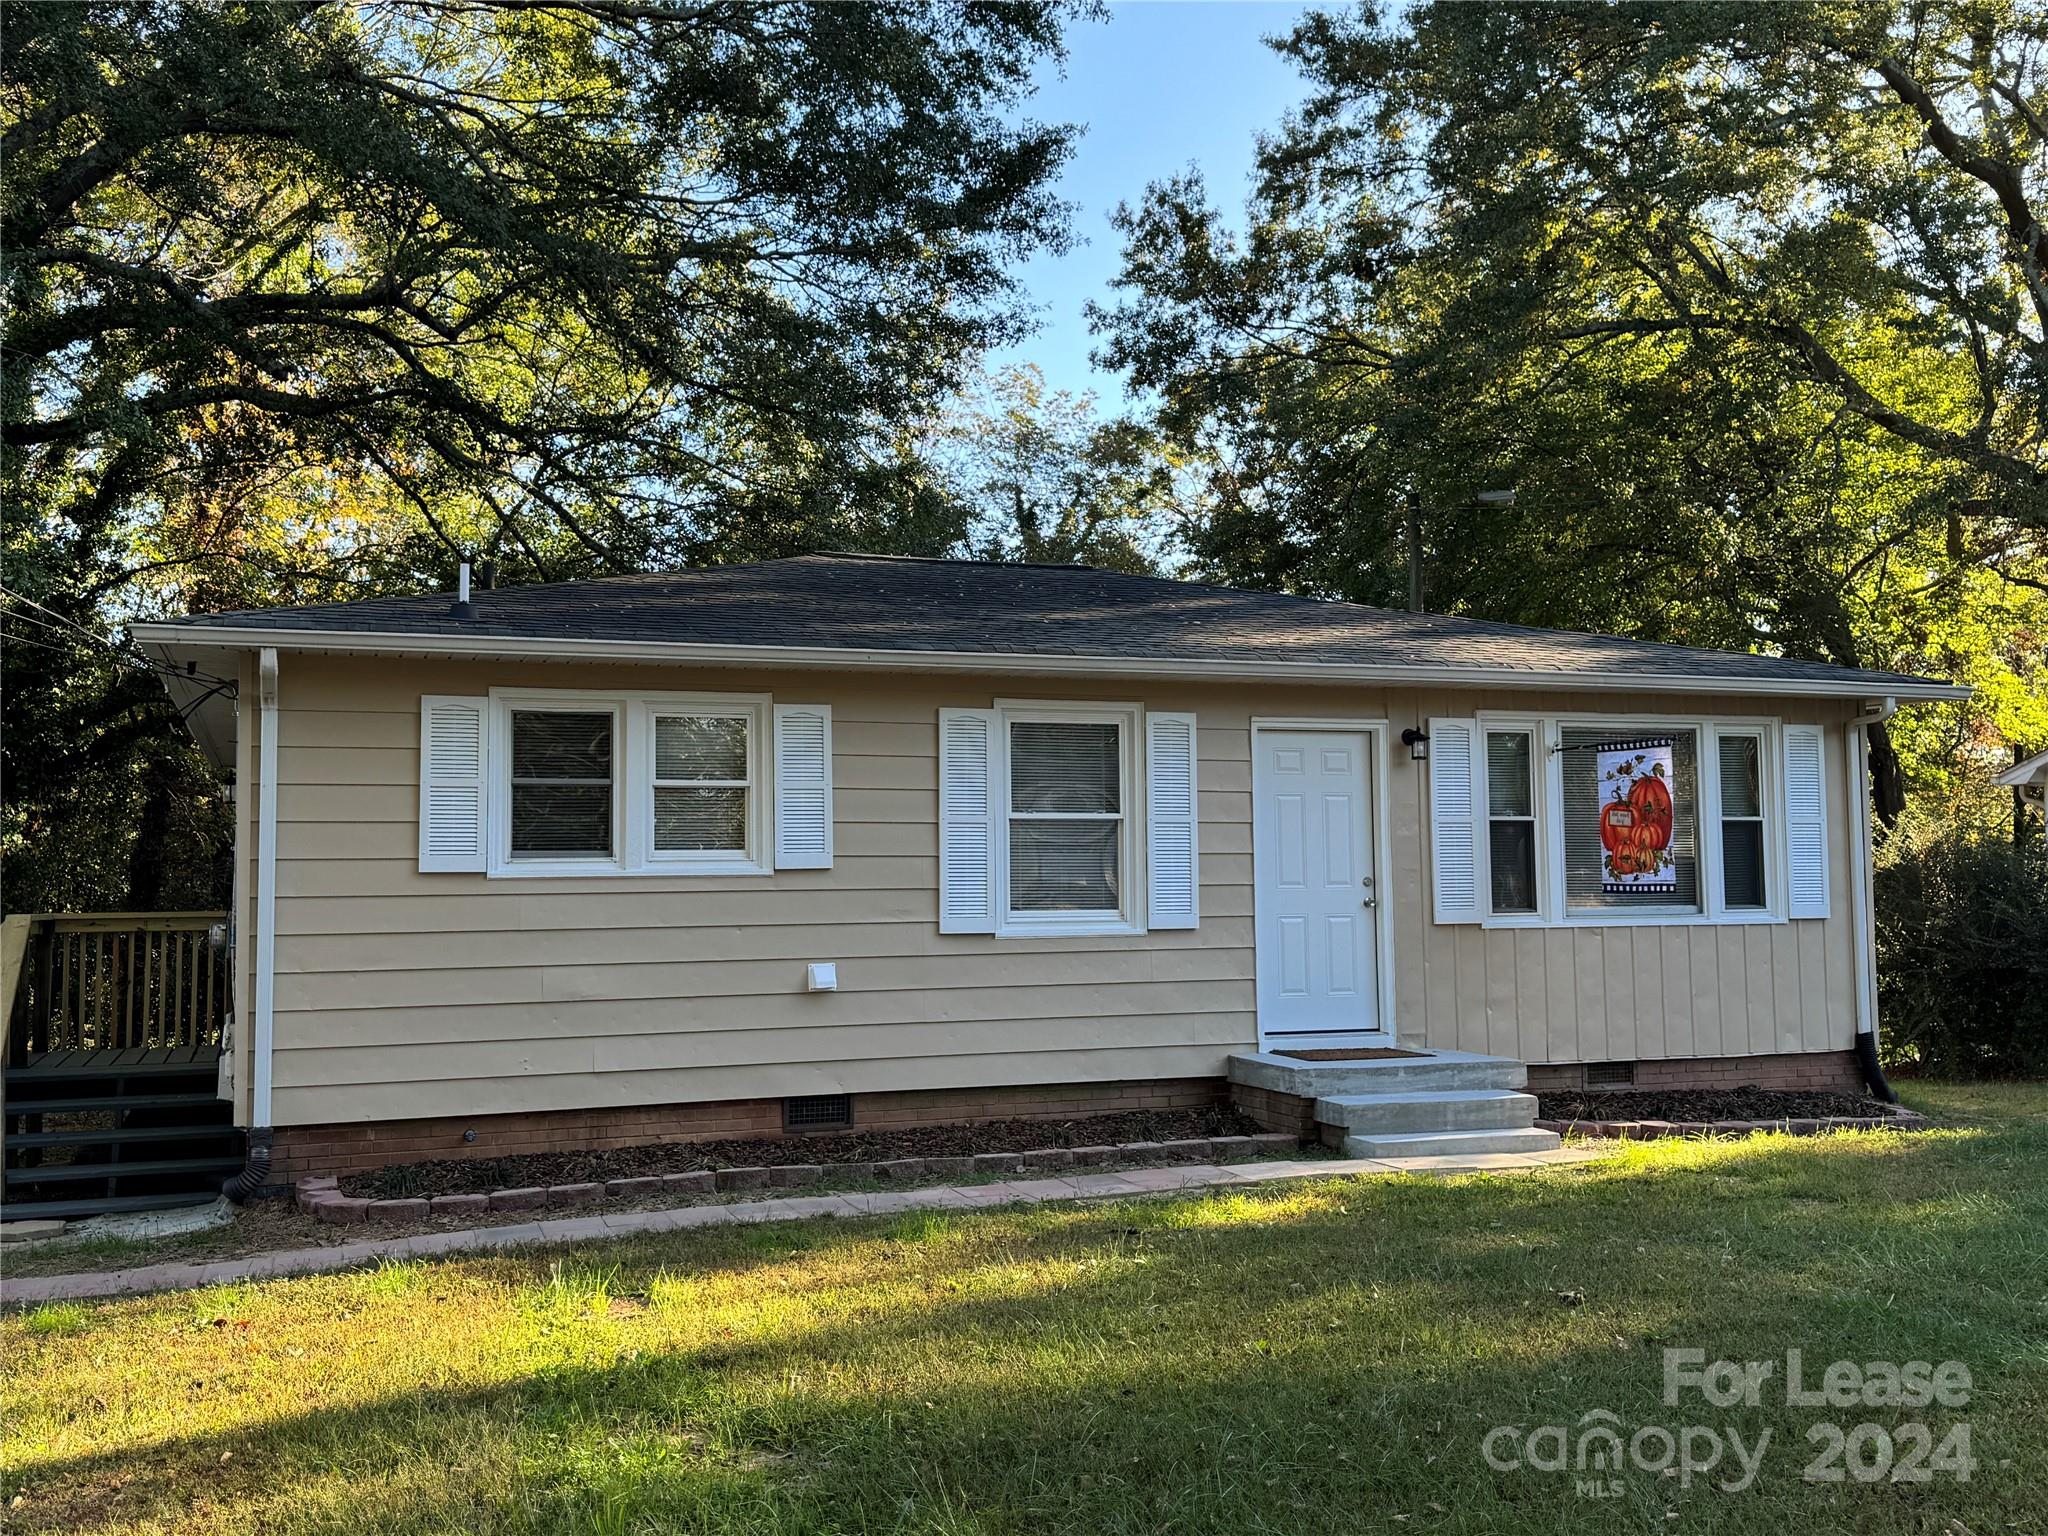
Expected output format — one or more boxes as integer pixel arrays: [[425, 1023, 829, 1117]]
[[11, 1044, 220, 1079]]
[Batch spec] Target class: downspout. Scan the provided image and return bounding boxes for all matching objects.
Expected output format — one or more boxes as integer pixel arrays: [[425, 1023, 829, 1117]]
[[224, 647, 279, 1200], [1847, 698, 1898, 1104]]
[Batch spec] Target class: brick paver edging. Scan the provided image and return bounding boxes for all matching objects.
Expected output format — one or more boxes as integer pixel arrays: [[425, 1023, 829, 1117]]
[[1535, 1109, 1929, 1140], [293, 1134, 1302, 1225], [4, 1147, 1608, 1304]]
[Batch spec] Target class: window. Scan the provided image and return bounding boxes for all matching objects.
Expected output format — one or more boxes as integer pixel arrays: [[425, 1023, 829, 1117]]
[[651, 712, 751, 857], [509, 708, 615, 859], [1007, 717, 1125, 917], [938, 700, 1190, 938], [1446, 713, 1797, 927], [482, 689, 782, 876], [1561, 725, 1700, 912], [1715, 731, 1767, 910], [1485, 729, 1538, 914]]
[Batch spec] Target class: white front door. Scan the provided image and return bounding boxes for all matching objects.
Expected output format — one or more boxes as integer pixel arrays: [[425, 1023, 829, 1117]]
[[1253, 729, 1382, 1045]]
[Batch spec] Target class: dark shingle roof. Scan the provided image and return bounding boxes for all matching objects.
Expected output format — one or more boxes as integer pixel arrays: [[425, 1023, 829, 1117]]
[[146, 553, 1954, 694]]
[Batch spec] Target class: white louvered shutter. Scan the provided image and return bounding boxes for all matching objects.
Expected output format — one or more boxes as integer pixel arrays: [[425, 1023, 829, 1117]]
[[773, 704, 834, 869], [1145, 712, 1199, 929], [938, 708, 999, 933], [419, 695, 489, 872], [1429, 717, 1484, 923], [1783, 724, 1830, 918]]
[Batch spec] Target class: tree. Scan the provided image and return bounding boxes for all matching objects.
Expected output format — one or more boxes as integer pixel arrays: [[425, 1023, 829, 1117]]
[[0, 0, 1082, 910], [935, 365, 1174, 571], [1094, 0, 2047, 820]]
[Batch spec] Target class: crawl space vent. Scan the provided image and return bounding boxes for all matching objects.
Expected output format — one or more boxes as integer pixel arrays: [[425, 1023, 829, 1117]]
[[1585, 1061, 1637, 1089], [784, 1094, 853, 1132]]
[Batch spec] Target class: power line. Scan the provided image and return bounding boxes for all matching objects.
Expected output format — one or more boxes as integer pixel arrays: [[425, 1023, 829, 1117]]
[[1, 590, 238, 693]]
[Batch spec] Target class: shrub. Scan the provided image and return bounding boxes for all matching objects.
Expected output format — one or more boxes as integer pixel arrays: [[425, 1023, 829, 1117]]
[[1876, 832, 2048, 1077]]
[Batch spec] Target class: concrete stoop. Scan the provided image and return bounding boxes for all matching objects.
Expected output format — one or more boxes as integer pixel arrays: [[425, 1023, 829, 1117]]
[[1228, 1048, 1563, 1159]]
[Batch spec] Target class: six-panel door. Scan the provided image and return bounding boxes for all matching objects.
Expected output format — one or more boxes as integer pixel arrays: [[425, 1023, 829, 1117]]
[[1253, 729, 1382, 1043]]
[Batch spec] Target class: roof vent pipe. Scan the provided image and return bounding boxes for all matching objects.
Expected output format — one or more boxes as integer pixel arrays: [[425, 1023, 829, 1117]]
[[450, 560, 476, 621]]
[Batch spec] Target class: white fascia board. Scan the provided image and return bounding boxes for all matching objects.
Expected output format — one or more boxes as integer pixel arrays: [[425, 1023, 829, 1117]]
[[1994, 747, 2048, 788], [128, 623, 1975, 703]]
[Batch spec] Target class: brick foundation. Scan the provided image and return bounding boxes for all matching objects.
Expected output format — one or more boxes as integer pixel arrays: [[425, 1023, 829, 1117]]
[[1228, 1081, 1320, 1139], [1524, 1050, 1864, 1097], [270, 1076, 1228, 1181]]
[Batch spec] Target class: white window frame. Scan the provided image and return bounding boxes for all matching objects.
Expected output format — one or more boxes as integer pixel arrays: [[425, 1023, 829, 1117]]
[[487, 688, 770, 878], [1703, 722, 1782, 916], [1481, 718, 1546, 920], [994, 699, 1145, 937], [638, 699, 767, 872], [1474, 711, 1789, 929]]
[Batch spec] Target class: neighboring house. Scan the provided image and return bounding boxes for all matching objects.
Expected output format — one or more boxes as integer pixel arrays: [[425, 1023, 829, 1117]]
[[130, 555, 1967, 1180], [1996, 747, 2048, 808]]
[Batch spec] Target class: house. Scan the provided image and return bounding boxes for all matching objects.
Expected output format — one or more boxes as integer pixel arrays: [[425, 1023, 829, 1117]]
[[1996, 747, 2048, 807], [126, 554, 1967, 1182]]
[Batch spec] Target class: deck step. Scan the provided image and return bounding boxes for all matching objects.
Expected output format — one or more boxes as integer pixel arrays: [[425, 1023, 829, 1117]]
[[4, 1154, 245, 1186], [1345, 1127, 1563, 1159], [0, 1192, 223, 1222], [6, 1124, 237, 1151], [1315, 1088, 1538, 1136], [2, 1092, 225, 1116]]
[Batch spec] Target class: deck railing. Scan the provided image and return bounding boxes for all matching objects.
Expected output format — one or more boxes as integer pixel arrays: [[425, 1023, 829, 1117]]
[[5, 912, 231, 1062]]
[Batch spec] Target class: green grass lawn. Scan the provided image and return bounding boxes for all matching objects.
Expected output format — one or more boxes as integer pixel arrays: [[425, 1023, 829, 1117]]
[[4, 1082, 2044, 1535]]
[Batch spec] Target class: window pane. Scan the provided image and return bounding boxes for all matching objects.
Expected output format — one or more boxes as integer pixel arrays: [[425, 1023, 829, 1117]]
[[1718, 734, 1761, 819], [511, 711, 611, 781], [1009, 819, 1120, 911], [1722, 819, 1766, 909], [656, 715, 747, 781], [511, 784, 611, 855], [510, 710, 613, 857], [1562, 727, 1699, 909], [1486, 731, 1533, 818], [654, 786, 747, 851], [1489, 821, 1537, 913], [1010, 721, 1119, 813]]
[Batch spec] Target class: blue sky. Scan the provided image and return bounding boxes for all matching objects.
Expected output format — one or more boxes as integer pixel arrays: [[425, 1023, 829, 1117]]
[[987, 2, 1323, 403]]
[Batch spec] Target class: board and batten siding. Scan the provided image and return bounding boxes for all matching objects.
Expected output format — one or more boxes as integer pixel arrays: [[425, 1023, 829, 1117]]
[[255, 654, 1862, 1126]]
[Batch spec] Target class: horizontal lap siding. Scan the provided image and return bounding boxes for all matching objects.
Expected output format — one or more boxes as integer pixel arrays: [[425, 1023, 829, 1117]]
[[1393, 688, 1860, 1063], [262, 659, 1861, 1127], [266, 658, 1265, 1125]]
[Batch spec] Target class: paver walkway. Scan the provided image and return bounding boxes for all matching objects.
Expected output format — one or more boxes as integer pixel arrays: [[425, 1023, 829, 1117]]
[[3, 1146, 1607, 1303]]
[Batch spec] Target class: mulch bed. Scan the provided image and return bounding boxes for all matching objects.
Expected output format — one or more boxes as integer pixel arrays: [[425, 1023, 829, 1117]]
[[341, 1106, 1268, 1200], [1534, 1084, 1925, 1140], [1536, 1086, 1890, 1123]]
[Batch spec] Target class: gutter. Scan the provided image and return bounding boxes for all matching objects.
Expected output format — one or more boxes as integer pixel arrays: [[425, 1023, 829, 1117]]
[[1847, 699, 1899, 1103], [129, 624, 1974, 703]]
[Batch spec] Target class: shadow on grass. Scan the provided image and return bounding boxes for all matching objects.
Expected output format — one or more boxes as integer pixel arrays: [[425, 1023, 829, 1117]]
[[7, 1116, 2047, 1535]]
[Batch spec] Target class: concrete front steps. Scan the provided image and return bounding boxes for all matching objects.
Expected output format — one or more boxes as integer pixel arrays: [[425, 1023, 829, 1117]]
[[1229, 1047, 1562, 1159]]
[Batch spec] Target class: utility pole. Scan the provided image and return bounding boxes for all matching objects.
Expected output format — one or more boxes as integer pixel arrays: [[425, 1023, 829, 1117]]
[[1407, 486, 1515, 614], [1405, 489, 1424, 613]]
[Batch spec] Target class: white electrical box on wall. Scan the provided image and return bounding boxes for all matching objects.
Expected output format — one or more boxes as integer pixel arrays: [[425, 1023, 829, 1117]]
[[806, 962, 839, 992]]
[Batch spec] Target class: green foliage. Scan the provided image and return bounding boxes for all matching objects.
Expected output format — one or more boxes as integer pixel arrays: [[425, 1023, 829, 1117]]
[[1876, 830, 2048, 1076], [932, 365, 1174, 571], [1095, 0, 2048, 814], [1, 0, 1082, 911]]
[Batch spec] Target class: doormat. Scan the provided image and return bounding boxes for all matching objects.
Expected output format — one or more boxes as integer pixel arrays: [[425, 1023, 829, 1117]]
[[1276, 1048, 1426, 1061]]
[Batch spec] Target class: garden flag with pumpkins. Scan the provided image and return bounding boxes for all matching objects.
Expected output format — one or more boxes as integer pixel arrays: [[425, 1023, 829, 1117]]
[[1594, 738, 1677, 894]]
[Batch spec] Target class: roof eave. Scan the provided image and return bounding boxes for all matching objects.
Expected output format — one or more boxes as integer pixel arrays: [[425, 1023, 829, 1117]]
[[128, 623, 1972, 704]]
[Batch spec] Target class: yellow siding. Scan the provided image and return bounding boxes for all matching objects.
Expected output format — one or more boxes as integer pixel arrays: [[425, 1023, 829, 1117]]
[[255, 656, 1862, 1125]]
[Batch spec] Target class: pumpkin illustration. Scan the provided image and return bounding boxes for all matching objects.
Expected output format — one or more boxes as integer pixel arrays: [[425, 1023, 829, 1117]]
[[1626, 772, 1674, 852], [1598, 800, 1638, 854]]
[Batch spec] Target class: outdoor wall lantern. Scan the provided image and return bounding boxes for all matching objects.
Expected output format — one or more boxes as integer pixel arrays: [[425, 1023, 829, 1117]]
[[1401, 727, 1430, 761]]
